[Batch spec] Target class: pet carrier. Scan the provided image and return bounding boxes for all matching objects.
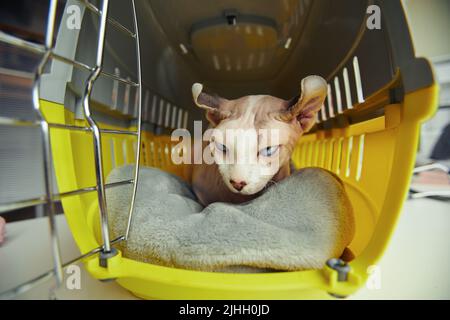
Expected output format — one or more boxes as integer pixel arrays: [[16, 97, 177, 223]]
[[0, 0, 438, 299]]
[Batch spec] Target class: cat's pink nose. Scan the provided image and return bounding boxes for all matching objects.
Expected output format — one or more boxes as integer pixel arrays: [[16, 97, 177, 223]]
[[230, 179, 247, 191]]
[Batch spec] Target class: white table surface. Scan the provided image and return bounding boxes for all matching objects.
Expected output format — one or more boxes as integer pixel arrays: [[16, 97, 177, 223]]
[[0, 198, 449, 300]]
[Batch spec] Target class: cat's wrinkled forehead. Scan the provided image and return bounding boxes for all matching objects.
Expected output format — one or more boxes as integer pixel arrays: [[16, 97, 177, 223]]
[[193, 75, 327, 131], [220, 95, 290, 128]]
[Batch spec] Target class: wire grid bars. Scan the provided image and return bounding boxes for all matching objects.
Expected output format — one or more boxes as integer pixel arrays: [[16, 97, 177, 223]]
[[0, 0, 143, 299]]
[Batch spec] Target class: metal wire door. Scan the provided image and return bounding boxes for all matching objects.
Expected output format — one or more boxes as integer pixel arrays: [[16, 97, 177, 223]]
[[0, 0, 142, 299]]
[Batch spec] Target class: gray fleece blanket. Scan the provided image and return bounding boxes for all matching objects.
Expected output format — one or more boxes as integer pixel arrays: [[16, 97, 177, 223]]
[[107, 165, 354, 272]]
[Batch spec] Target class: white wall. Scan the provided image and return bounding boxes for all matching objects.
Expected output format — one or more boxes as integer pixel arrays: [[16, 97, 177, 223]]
[[402, 0, 450, 160], [402, 0, 450, 62]]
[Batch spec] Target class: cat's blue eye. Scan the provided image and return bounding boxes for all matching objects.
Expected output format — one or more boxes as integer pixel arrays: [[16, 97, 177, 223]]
[[259, 145, 279, 157], [215, 141, 228, 153]]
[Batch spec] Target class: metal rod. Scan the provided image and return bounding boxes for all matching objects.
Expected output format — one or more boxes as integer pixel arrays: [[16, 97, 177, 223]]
[[0, 179, 134, 213], [0, 236, 124, 300], [0, 30, 44, 54], [50, 52, 138, 86], [59, 179, 133, 197], [79, 0, 136, 38], [101, 70, 139, 87], [99, 128, 138, 135], [125, 0, 143, 240], [81, 0, 112, 254], [0, 120, 139, 136], [0, 271, 54, 301], [48, 123, 138, 135], [30, 0, 64, 288], [48, 123, 91, 131], [0, 32, 139, 88], [44, 1, 58, 48], [353, 56, 365, 103], [51, 51, 92, 71], [0, 0, 158, 298], [0, 66, 34, 79], [0, 198, 46, 213], [51, 52, 138, 86]]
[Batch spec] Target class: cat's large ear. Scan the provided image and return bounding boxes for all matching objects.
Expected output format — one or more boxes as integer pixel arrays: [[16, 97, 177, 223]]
[[277, 75, 327, 132], [192, 83, 230, 126]]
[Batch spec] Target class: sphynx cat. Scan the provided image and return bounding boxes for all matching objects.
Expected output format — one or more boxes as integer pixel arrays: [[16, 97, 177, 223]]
[[190, 75, 328, 206]]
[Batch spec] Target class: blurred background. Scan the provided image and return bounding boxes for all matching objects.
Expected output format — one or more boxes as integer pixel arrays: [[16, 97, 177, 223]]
[[404, 0, 450, 164]]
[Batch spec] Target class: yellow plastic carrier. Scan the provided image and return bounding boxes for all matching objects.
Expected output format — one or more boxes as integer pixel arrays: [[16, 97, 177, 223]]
[[1, 0, 438, 299], [44, 80, 438, 300]]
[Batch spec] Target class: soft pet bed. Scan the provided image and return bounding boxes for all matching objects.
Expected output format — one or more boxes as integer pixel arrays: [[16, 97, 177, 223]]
[[107, 165, 354, 272]]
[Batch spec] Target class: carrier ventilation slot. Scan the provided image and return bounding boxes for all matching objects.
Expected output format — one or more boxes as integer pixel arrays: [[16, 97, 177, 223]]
[[122, 140, 128, 164], [327, 139, 335, 170], [345, 136, 354, 178], [164, 103, 171, 128], [353, 56, 365, 104], [317, 56, 366, 123], [334, 77, 343, 114], [177, 108, 183, 129], [171, 106, 178, 128], [343, 67, 353, 109], [183, 111, 189, 129], [110, 139, 116, 168], [150, 95, 158, 123], [327, 84, 334, 119], [296, 135, 365, 182], [356, 134, 365, 181], [142, 90, 150, 120], [158, 100, 165, 126], [321, 104, 327, 122], [335, 138, 344, 174], [320, 140, 327, 167]]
